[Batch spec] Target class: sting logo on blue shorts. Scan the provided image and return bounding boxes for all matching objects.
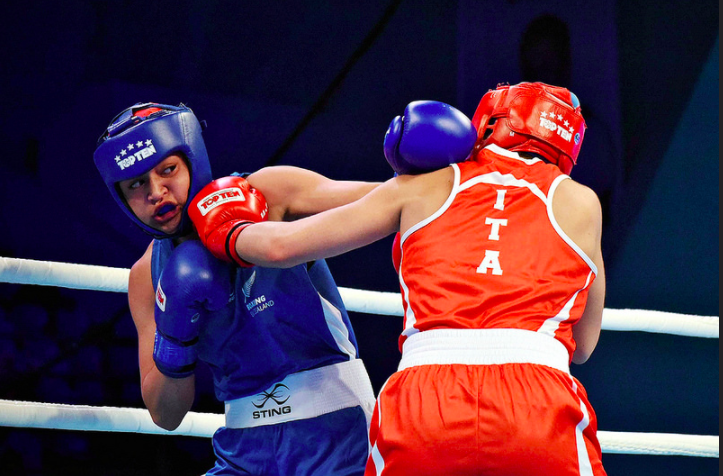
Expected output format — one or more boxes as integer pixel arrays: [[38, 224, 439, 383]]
[[252, 384, 292, 419]]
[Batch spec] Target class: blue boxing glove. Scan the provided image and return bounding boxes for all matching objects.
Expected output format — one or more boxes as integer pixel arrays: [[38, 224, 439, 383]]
[[153, 240, 233, 378], [383, 100, 477, 175]]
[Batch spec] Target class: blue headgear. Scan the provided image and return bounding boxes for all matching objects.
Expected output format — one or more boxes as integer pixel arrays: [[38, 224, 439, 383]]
[[93, 103, 213, 239]]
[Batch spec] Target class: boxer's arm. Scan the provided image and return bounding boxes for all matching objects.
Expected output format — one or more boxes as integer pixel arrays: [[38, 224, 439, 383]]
[[128, 243, 195, 431], [553, 179, 605, 364], [232, 170, 452, 268], [574, 252, 605, 364], [246, 166, 380, 222], [233, 178, 400, 267]]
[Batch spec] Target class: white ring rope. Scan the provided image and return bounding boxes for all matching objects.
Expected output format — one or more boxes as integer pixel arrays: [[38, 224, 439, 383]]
[[0, 256, 718, 458], [0, 257, 718, 337], [0, 399, 717, 458]]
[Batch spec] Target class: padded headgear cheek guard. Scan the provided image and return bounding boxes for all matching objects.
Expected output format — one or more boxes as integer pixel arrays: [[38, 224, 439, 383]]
[[471, 82, 586, 174], [93, 103, 213, 239]]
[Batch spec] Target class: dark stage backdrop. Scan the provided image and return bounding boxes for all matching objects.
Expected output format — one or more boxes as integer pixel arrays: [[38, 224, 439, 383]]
[[0, 1, 717, 474]]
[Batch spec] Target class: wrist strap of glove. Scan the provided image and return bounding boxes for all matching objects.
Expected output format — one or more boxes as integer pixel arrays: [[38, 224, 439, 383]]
[[153, 330, 198, 379], [225, 221, 255, 268]]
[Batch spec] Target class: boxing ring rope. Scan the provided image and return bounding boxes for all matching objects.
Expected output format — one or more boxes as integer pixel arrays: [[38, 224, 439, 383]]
[[0, 257, 718, 337], [0, 399, 717, 458], [0, 256, 719, 458]]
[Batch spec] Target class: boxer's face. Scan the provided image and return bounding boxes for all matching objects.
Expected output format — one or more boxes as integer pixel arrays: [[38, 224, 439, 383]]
[[119, 154, 191, 235]]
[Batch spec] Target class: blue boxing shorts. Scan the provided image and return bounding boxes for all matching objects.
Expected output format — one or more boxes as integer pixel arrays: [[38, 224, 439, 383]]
[[205, 406, 370, 476]]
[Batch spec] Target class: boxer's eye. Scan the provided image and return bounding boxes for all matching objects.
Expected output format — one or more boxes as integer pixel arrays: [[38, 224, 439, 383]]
[[127, 179, 143, 190]]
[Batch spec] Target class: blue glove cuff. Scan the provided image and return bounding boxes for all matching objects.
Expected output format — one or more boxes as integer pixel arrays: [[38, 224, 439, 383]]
[[153, 330, 198, 379]]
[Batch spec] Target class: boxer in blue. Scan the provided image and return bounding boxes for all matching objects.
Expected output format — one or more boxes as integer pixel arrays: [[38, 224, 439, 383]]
[[93, 102, 378, 475]]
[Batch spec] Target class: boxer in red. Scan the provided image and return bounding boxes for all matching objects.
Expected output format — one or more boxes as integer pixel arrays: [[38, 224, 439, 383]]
[[192, 84, 607, 475]]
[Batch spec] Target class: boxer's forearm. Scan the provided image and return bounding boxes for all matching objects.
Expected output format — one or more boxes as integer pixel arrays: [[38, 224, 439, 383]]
[[234, 184, 401, 268], [142, 368, 195, 431]]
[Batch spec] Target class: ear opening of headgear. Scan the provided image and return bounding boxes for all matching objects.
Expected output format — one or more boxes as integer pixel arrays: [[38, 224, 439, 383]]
[[93, 102, 213, 239], [470, 82, 586, 174]]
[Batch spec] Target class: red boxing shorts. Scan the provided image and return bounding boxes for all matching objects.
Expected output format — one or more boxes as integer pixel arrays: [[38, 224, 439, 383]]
[[365, 329, 606, 476]]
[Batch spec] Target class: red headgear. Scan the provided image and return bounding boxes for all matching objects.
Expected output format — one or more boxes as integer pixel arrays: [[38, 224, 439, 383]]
[[470, 82, 586, 174]]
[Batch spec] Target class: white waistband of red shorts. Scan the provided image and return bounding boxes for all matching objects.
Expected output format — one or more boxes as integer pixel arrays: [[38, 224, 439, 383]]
[[399, 328, 571, 374], [225, 359, 376, 429]]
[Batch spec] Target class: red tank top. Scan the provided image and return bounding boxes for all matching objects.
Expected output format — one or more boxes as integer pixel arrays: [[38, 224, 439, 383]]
[[397, 144, 597, 359]]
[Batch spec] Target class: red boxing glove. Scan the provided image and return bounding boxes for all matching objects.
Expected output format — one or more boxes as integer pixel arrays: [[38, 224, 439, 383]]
[[188, 176, 269, 267]]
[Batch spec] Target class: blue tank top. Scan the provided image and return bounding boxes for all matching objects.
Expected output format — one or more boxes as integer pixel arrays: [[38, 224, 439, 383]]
[[151, 238, 360, 402]]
